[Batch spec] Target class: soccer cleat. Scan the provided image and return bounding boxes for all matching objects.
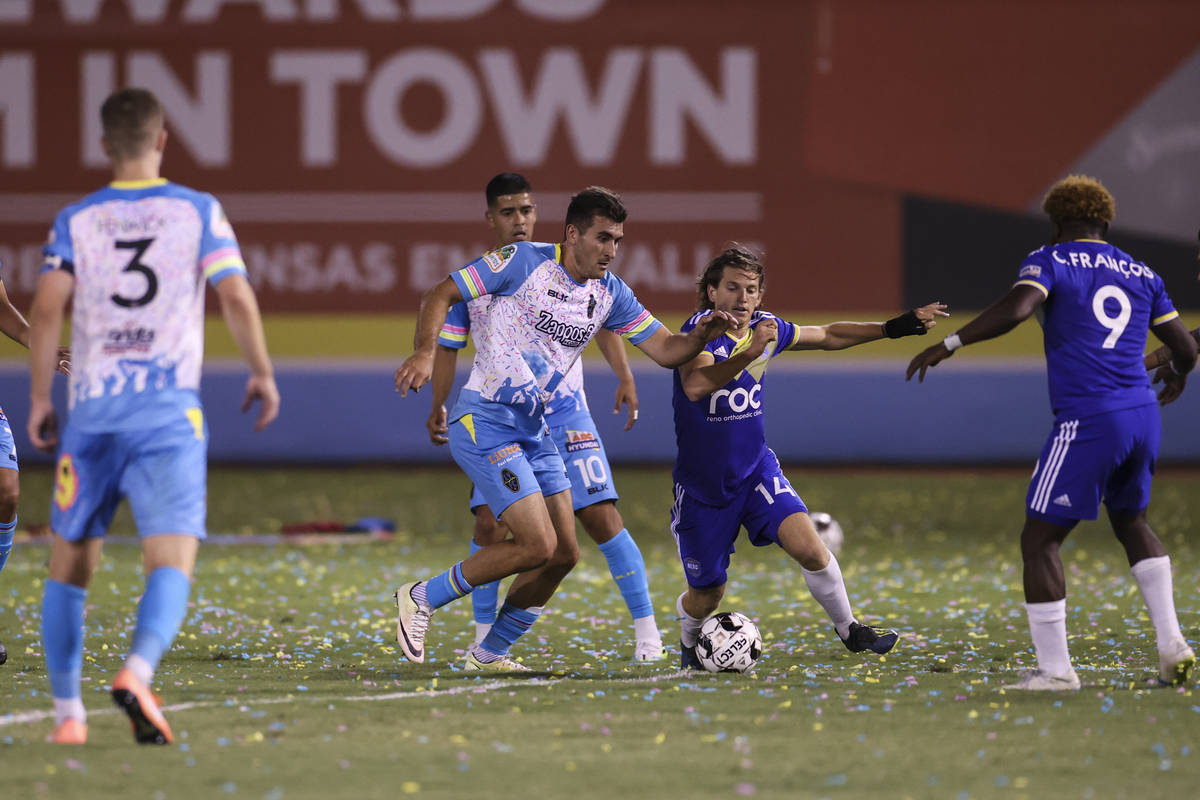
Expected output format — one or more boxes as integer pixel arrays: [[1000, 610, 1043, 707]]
[[839, 622, 899, 655], [633, 638, 667, 663], [1003, 667, 1080, 691], [0, 638, 6, 665], [49, 718, 88, 745], [464, 649, 531, 673], [111, 668, 174, 745], [394, 582, 432, 664], [680, 639, 702, 670], [1158, 639, 1196, 687]]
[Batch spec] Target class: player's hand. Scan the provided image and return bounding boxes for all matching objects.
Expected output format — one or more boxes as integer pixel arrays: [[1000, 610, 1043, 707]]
[[692, 310, 738, 342], [27, 397, 58, 452], [427, 404, 449, 445], [395, 352, 434, 397], [905, 342, 953, 382], [915, 302, 950, 329], [1152, 364, 1187, 406], [242, 373, 280, 431], [54, 346, 71, 376], [748, 318, 778, 358], [614, 377, 639, 431]]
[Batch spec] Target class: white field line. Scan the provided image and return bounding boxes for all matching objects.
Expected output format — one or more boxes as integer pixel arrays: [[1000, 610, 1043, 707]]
[[0, 669, 694, 729]]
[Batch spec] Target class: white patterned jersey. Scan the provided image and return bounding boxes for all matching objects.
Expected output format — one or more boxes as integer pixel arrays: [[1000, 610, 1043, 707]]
[[448, 241, 659, 418], [41, 178, 247, 432]]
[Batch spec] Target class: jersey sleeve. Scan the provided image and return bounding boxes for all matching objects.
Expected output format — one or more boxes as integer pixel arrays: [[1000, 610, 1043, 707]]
[[1014, 248, 1053, 297], [41, 209, 76, 275], [438, 301, 471, 349], [198, 195, 247, 287], [451, 242, 538, 301], [766, 315, 800, 356], [601, 274, 661, 345], [1149, 274, 1179, 327]]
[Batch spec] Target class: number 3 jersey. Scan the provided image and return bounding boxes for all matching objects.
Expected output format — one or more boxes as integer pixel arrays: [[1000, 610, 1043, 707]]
[[41, 179, 248, 432], [1015, 239, 1178, 418], [672, 310, 803, 505]]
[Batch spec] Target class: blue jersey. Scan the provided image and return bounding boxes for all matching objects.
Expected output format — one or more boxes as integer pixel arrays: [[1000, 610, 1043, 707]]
[[41, 179, 247, 432], [672, 310, 803, 505], [1015, 239, 1178, 418], [449, 241, 659, 418]]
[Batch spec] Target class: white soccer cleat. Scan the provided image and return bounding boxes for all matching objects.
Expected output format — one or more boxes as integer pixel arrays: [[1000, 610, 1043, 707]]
[[394, 582, 432, 664], [1158, 639, 1196, 687], [1003, 667, 1081, 692], [463, 648, 532, 673], [633, 638, 667, 663]]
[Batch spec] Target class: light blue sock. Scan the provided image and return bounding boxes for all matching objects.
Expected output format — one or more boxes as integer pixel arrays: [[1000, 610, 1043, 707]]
[[469, 540, 500, 625], [425, 561, 473, 610], [42, 579, 87, 700], [597, 529, 653, 620], [0, 515, 14, 575], [129, 567, 191, 675], [478, 603, 541, 657]]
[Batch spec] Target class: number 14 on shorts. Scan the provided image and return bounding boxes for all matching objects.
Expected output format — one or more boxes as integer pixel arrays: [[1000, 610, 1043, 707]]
[[754, 476, 797, 505]]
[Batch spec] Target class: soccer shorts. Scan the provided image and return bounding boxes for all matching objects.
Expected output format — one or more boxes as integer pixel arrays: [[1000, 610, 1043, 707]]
[[51, 410, 208, 541], [0, 407, 18, 473], [670, 451, 808, 589], [449, 401, 571, 520], [1026, 404, 1160, 524], [547, 406, 620, 512]]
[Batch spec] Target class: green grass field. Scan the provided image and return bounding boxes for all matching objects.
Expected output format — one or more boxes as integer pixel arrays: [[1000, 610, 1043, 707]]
[[2, 466, 1198, 799]]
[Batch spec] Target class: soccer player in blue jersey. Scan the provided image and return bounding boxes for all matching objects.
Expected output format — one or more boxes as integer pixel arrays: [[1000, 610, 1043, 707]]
[[427, 174, 664, 661], [671, 245, 947, 669], [30, 88, 280, 744], [394, 187, 735, 671], [907, 176, 1198, 691]]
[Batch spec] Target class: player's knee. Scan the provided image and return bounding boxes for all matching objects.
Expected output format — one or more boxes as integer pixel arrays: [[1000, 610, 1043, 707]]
[[514, 534, 556, 571], [0, 480, 19, 522]]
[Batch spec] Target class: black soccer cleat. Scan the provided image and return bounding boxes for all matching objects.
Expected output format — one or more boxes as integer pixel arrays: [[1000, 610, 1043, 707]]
[[680, 639, 702, 670], [840, 622, 899, 655], [0, 639, 7, 665]]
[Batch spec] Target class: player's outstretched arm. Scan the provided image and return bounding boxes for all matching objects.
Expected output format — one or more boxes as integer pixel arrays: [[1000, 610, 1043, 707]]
[[1147, 317, 1199, 406], [395, 277, 463, 397], [427, 345, 458, 444], [594, 328, 638, 430], [0, 278, 69, 373], [216, 274, 279, 431], [792, 302, 949, 351], [634, 310, 737, 369], [27, 270, 73, 451], [678, 317, 778, 401], [906, 286, 1043, 383]]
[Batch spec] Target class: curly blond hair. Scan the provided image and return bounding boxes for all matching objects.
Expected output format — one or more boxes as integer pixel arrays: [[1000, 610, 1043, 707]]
[[1042, 175, 1115, 223]]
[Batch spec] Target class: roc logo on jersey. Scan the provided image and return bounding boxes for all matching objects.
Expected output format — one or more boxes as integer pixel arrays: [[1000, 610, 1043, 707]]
[[54, 453, 79, 511]]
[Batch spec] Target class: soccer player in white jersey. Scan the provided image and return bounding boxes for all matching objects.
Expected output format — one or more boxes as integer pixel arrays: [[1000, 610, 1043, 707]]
[[908, 176, 1197, 690], [395, 187, 734, 671], [427, 173, 664, 661], [31, 88, 279, 744], [671, 245, 948, 669]]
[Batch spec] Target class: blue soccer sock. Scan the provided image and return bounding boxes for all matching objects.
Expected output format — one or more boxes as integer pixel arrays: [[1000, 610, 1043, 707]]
[[598, 529, 654, 621], [0, 515, 14, 576], [425, 561, 474, 610], [469, 540, 500, 625], [42, 579, 87, 701], [126, 567, 191, 685], [478, 603, 542, 658]]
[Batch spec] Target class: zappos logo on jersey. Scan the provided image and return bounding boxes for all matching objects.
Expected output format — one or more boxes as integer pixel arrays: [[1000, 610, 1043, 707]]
[[708, 384, 762, 415], [535, 311, 595, 348]]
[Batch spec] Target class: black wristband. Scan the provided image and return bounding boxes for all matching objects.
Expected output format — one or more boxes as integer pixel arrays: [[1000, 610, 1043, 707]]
[[883, 310, 927, 338]]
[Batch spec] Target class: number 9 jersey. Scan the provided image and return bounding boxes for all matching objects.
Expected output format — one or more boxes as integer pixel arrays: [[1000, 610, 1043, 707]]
[[41, 179, 248, 432], [1015, 239, 1178, 418]]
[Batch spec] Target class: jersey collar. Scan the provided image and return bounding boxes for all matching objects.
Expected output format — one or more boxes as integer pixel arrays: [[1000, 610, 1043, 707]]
[[110, 178, 168, 189]]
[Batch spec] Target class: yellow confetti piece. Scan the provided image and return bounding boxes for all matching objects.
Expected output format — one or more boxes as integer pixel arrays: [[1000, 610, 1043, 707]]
[[654, 732, 666, 744], [401, 781, 420, 793]]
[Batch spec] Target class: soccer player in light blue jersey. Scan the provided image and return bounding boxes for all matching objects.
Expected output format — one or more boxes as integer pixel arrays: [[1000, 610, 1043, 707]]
[[427, 174, 664, 662], [908, 176, 1198, 691], [395, 187, 735, 671], [671, 245, 947, 669], [31, 88, 280, 744]]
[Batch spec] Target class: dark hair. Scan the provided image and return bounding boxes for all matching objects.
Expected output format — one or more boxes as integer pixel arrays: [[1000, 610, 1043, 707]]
[[485, 172, 532, 207], [1042, 175, 1115, 225], [101, 88, 163, 161], [697, 244, 765, 311], [565, 186, 627, 234]]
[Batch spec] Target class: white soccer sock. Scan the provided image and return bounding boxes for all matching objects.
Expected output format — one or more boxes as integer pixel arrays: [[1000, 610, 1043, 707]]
[[54, 697, 86, 727], [1130, 555, 1183, 649], [1025, 599, 1073, 675], [125, 653, 155, 686], [801, 554, 854, 640], [676, 593, 704, 648], [474, 622, 492, 646], [633, 615, 661, 643]]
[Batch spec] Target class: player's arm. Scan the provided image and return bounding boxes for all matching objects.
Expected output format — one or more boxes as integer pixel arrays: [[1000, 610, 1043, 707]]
[[791, 302, 949, 351], [678, 317, 778, 401], [216, 274, 279, 431], [906, 285, 1044, 382], [427, 345, 458, 444], [395, 277, 465, 396], [634, 310, 737, 369], [594, 328, 638, 430], [27, 270, 73, 451], [1146, 318, 1199, 406], [1145, 328, 1200, 371], [0, 279, 30, 348]]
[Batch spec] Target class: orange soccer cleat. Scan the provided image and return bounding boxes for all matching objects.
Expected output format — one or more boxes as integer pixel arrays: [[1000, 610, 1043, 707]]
[[111, 668, 174, 745], [49, 718, 88, 745]]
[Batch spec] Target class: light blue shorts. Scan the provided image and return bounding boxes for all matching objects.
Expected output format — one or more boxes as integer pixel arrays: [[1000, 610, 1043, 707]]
[[0, 407, 17, 473], [547, 406, 619, 511]]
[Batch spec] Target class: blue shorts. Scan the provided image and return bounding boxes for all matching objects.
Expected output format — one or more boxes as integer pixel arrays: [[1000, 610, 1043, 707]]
[[51, 410, 208, 541], [670, 451, 808, 589], [1026, 404, 1159, 523], [0, 407, 18, 473], [449, 401, 571, 520]]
